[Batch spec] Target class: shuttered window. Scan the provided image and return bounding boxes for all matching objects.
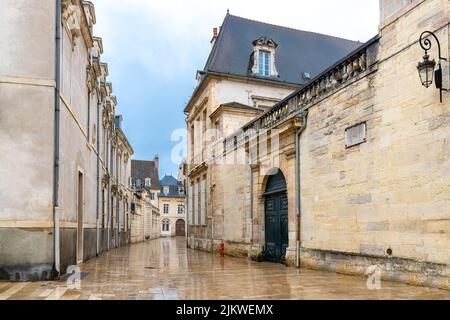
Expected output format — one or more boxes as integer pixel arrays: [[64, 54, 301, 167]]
[[194, 182, 199, 225], [200, 178, 206, 226]]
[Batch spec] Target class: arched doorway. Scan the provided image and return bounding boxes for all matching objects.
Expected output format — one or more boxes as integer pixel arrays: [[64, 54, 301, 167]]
[[176, 219, 186, 237], [263, 169, 288, 263]]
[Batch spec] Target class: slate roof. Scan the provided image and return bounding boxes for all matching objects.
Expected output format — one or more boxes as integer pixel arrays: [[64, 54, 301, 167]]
[[131, 160, 160, 190], [160, 175, 179, 187], [160, 175, 184, 198], [203, 14, 362, 86]]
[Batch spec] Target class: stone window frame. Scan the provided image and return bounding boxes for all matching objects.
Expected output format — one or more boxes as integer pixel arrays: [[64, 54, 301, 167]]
[[251, 37, 279, 78]]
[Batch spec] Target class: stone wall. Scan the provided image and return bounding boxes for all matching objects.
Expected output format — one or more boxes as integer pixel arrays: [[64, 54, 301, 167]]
[[0, 0, 56, 281], [299, 0, 450, 288]]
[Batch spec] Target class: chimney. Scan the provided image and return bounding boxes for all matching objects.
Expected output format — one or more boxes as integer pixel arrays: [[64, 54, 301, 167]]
[[154, 154, 159, 171], [210, 27, 219, 47]]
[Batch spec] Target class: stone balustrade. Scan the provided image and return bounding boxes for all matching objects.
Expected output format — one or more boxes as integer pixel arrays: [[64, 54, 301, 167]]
[[206, 37, 379, 161]]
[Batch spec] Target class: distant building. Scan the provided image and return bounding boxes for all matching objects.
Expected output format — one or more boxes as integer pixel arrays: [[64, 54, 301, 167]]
[[159, 175, 186, 237], [131, 156, 161, 207], [130, 190, 160, 243], [130, 156, 162, 242]]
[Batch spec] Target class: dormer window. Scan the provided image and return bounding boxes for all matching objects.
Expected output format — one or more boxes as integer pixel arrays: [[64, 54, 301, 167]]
[[145, 178, 151, 188], [163, 186, 170, 195], [135, 179, 142, 188], [251, 37, 279, 78]]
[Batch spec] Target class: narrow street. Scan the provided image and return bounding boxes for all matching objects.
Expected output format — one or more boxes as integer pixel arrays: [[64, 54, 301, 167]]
[[1, 238, 450, 300]]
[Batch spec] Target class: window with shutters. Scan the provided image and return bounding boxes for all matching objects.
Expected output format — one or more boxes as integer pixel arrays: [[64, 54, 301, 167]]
[[194, 181, 199, 225], [189, 183, 194, 225], [200, 176, 206, 226]]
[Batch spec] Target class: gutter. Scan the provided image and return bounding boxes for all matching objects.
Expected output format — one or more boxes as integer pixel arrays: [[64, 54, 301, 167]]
[[96, 95, 100, 255], [295, 111, 308, 268], [249, 152, 253, 256], [53, 0, 62, 278]]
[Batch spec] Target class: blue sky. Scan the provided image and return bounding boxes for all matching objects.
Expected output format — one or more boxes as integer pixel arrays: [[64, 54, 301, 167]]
[[93, 0, 379, 177]]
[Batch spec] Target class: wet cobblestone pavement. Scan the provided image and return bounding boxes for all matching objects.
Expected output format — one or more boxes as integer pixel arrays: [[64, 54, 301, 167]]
[[1, 238, 450, 300]]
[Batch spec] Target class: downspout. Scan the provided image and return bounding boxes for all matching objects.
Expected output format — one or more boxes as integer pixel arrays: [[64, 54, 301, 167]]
[[295, 111, 308, 268], [248, 151, 253, 257], [53, 0, 62, 278], [107, 135, 111, 250], [95, 96, 100, 255], [184, 112, 190, 247]]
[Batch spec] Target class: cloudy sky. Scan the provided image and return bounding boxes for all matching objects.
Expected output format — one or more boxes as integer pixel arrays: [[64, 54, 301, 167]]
[[93, 0, 380, 177]]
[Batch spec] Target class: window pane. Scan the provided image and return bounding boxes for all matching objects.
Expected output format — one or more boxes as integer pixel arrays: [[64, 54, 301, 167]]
[[259, 51, 264, 76], [264, 52, 270, 76]]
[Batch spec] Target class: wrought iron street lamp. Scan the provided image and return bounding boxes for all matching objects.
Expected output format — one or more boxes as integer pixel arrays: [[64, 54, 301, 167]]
[[417, 31, 447, 103]]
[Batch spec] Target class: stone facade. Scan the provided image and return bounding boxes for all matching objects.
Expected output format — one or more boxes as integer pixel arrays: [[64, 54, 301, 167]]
[[0, 0, 134, 281], [160, 196, 186, 237], [159, 175, 186, 237], [186, 0, 450, 290], [130, 190, 160, 244], [186, 75, 296, 252]]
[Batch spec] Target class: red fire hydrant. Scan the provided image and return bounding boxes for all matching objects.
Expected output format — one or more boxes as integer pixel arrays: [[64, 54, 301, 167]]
[[219, 240, 225, 257]]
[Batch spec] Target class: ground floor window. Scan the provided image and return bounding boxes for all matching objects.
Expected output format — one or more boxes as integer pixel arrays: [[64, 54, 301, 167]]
[[162, 219, 170, 232]]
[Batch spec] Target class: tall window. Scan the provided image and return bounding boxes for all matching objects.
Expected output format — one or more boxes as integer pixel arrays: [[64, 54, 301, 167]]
[[149, 192, 155, 200], [178, 205, 184, 215], [194, 181, 199, 225], [258, 50, 270, 77], [200, 176, 206, 225], [162, 219, 170, 232], [145, 178, 151, 188], [101, 189, 105, 228], [163, 204, 169, 214]]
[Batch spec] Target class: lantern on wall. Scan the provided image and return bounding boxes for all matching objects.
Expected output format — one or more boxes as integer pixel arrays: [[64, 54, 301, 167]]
[[417, 54, 436, 88], [417, 31, 447, 103]]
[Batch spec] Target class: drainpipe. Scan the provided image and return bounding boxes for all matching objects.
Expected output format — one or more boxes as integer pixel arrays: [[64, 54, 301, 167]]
[[295, 111, 308, 268], [184, 112, 190, 247], [52, 0, 62, 278], [248, 152, 253, 257], [96, 96, 100, 256], [107, 137, 111, 250]]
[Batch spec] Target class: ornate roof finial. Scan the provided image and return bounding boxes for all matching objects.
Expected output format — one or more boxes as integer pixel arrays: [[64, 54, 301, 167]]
[[227, 9, 230, 14]]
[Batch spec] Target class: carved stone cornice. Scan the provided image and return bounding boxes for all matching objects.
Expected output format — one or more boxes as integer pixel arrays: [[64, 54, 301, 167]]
[[111, 184, 118, 196], [102, 173, 110, 188], [86, 66, 96, 93], [62, 0, 81, 48]]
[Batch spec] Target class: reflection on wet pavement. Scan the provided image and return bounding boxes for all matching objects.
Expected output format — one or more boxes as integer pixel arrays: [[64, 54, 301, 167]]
[[1, 238, 450, 300]]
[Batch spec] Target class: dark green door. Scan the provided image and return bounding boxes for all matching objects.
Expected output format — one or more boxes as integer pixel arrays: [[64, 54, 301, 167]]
[[264, 170, 288, 263]]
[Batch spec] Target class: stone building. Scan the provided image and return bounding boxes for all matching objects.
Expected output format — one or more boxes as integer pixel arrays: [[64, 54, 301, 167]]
[[130, 190, 160, 243], [187, 0, 450, 289], [0, 0, 134, 281], [130, 158, 162, 243], [159, 175, 186, 237], [185, 13, 361, 253], [131, 156, 161, 207]]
